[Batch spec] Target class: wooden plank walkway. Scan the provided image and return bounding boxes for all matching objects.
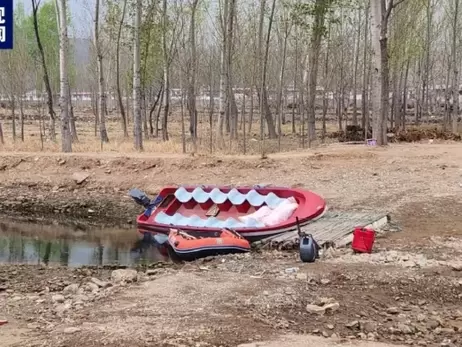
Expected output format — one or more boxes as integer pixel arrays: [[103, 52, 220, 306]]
[[254, 210, 390, 250]]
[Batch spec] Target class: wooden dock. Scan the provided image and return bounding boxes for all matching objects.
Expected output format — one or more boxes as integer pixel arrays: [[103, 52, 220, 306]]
[[254, 209, 390, 250]]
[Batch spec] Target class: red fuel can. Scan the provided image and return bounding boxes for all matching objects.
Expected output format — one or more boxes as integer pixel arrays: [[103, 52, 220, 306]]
[[351, 227, 376, 254]]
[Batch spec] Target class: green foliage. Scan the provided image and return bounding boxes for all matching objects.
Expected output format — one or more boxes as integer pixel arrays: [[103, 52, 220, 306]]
[[23, 1, 60, 90], [389, 0, 427, 69], [140, 1, 163, 88], [291, 0, 336, 36], [16, 0, 75, 92], [106, 0, 164, 90], [0, 2, 32, 96]]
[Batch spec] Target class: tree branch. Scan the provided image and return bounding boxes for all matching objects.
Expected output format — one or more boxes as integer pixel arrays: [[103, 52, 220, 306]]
[[386, 0, 406, 20]]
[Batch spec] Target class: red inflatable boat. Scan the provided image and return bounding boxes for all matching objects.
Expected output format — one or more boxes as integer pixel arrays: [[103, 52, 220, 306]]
[[130, 185, 326, 241], [167, 228, 251, 261]]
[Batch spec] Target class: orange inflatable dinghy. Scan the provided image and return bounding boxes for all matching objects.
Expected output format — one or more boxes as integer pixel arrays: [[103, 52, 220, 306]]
[[167, 228, 250, 261]]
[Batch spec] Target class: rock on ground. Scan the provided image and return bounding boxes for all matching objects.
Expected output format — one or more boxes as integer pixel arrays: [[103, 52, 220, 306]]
[[111, 269, 138, 283]]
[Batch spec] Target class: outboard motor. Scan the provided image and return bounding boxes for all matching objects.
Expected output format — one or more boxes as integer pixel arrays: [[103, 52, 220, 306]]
[[129, 188, 164, 217], [299, 234, 318, 263], [296, 217, 320, 263], [129, 188, 151, 208]]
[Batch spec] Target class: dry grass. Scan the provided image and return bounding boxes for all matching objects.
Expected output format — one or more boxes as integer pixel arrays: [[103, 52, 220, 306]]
[[0, 107, 342, 155]]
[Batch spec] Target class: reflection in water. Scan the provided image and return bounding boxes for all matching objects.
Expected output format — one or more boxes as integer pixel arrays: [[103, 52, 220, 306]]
[[0, 228, 170, 267]]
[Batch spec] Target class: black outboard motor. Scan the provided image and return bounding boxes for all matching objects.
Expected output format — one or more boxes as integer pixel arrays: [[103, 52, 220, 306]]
[[299, 234, 319, 262], [296, 217, 320, 263], [129, 188, 164, 217], [129, 188, 151, 208]]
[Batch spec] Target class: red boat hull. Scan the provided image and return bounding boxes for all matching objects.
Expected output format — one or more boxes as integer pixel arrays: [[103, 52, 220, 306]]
[[136, 185, 326, 241]]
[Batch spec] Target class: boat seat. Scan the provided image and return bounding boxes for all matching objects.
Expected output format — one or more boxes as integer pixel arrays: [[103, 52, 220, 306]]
[[174, 187, 288, 208], [154, 212, 265, 229]]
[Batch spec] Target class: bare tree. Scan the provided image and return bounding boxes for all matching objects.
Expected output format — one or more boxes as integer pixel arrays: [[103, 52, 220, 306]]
[[370, 0, 404, 145], [450, 0, 459, 134], [306, 0, 332, 145], [31, 0, 56, 141], [188, 0, 200, 153], [94, 0, 109, 143], [217, 0, 229, 139], [276, 10, 292, 145], [57, 0, 71, 152], [133, 0, 143, 150], [161, 0, 170, 141], [116, 0, 129, 137], [352, 4, 362, 126], [361, 1, 370, 132], [258, 0, 277, 140]]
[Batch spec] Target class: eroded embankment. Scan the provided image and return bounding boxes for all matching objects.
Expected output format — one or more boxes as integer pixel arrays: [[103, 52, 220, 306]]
[[1, 143, 461, 228]]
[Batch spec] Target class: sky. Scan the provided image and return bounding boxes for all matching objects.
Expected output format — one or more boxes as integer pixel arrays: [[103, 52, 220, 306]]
[[15, 0, 220, 40], [16, 0, 93, 38]]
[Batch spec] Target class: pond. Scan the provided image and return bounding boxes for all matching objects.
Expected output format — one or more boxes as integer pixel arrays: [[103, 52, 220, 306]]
[[0, 221, 169, 267]]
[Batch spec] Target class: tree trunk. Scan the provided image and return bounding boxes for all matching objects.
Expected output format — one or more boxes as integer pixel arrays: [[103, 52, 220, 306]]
[[451, 0, 459, 134], [208, 56, 214, 153], [370, 0, 388, 145], [248, 71, 255, 134], [276, 21, 290, 140], [180, 73, 186, 153], [322, 23, 331, 142], [422, 0, 431, 120], [94, 0, 109, 143], [125, 85, 130, 126], [338, 13, 345, 133], [217, 0, 229, 138], [227, 0, 238, 140], [444, 52, 451, 131], [391, 66, 399, 130], [19, 98, 25, 141], [92, 89, 99, 136], [11, 96, 16, 141], [292, 34, 299, 134], [31, 0, 56, 141], [0, 120, 4, 144], [361, 2, 369, 131], [258, 0, 278, 141], [155, 89, 164, 138], [401, 58, 410, 130], [58, 0, 72, 152], [161, 0, 170, 141], [133, 0, 143, 150], [68, 86, 78, 142], [188, 0, 199, 144], [306, 0, 331, 144], [248, 85, 254, 134], [415, 59, 422, 124], [116, 0, 128, 137], [149, 86, 163, 136], [55, 0, 76, 144], [242, 91, 247, 153], [142, 92, 149, 140], [352, 5, 361, 126]]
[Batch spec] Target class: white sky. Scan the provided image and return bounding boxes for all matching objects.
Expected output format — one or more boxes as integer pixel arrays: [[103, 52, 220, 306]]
[[15, 0, 94, 38]]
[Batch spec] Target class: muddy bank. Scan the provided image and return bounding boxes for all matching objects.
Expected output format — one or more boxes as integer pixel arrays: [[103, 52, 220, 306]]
[[0, 185, 139, 228], [1, 144, 462, 229]]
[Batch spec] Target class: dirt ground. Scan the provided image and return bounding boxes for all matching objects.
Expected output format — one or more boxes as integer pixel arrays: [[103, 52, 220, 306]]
[[1, 142, 462, 347]]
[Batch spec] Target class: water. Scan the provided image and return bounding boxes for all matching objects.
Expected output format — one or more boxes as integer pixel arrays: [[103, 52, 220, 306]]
[[0, 221, 169, 267]]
